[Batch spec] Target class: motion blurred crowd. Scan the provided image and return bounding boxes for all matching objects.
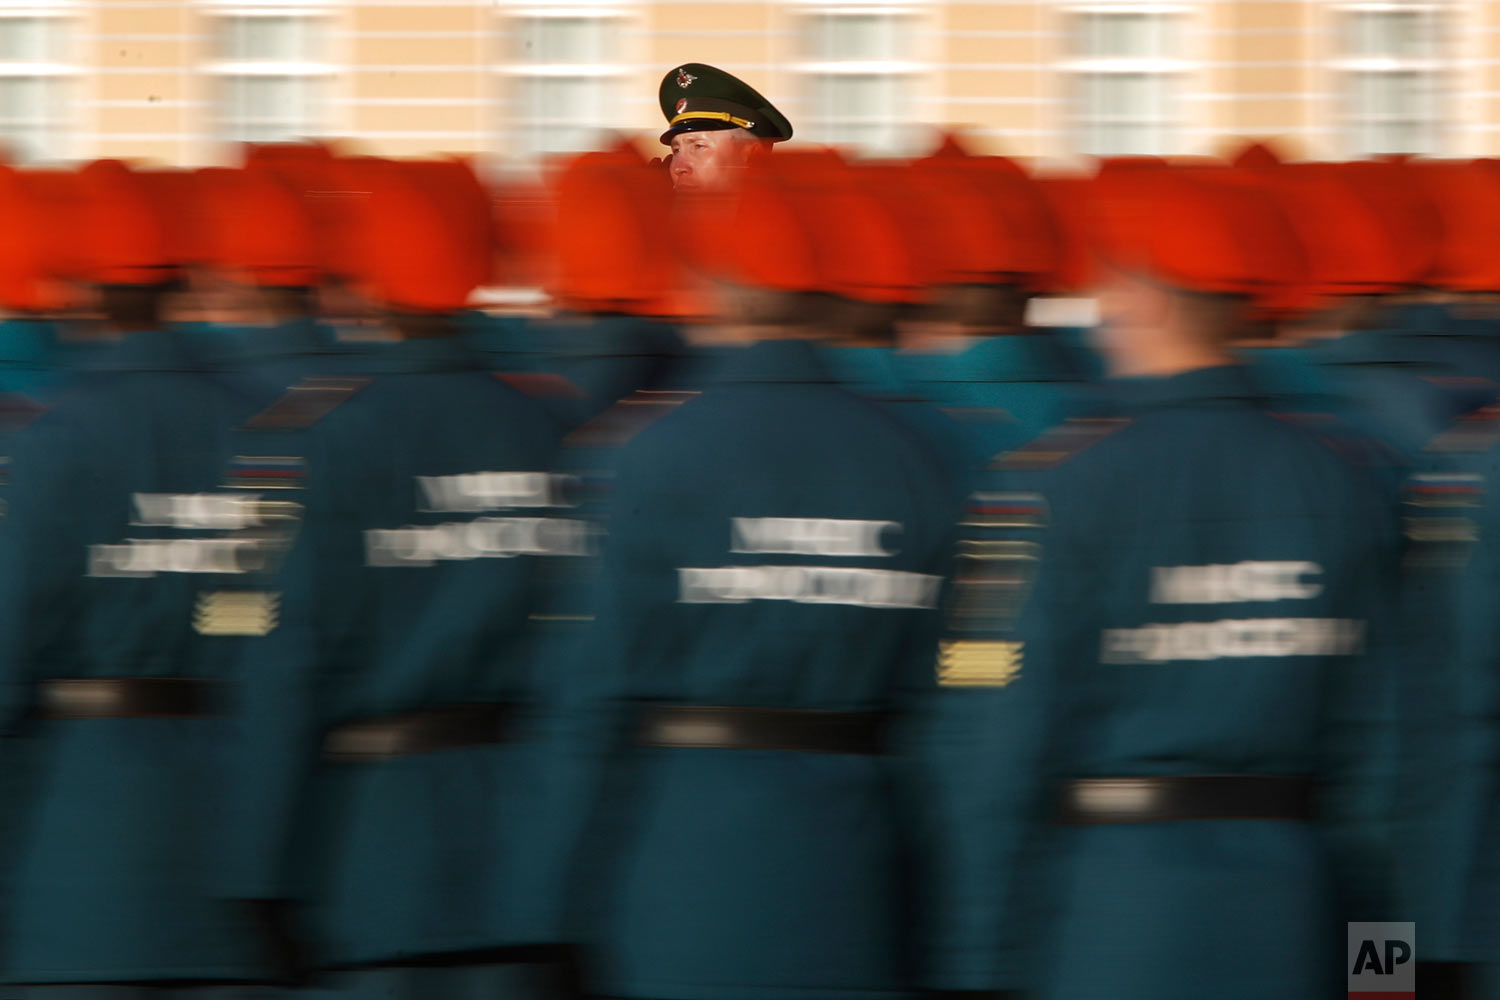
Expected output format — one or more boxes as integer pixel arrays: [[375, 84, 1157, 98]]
[[0, 135, 1494, 1000]]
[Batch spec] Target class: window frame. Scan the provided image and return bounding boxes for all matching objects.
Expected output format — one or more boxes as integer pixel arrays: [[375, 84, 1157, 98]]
[[1332, 1, 1448, 157], [1060, 3, 1196, 158], [201, 6, 339, 147], [790, 2, 929, 158], [493, 6, 632, 165], [0, 6, 76, 163]]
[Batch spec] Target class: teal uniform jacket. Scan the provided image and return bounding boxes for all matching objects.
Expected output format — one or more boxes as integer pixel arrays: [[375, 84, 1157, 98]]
[[179, 318, 349, 407], [925, 365, 1399, 1000], [1240, 332, 1500, 965], [1420, 427, 1500, 975], [1239, 331, 1497, 466], [818, 343, 972, 492], [217, 335, 584, 969], [0, 328, 263, 983], [897, 333, 1096, 465], [0, 320, 61, 405], [465, 312, 698, 430], [562, 339, 961, 1000], [1379, 301, 1500, 386]]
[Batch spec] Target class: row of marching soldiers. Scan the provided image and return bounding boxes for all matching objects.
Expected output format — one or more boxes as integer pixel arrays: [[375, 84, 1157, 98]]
[[0, 133, 1494, 1000]]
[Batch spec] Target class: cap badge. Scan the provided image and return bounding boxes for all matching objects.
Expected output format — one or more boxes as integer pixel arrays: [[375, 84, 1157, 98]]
[[676, 98, 688, 114], [676, 68, 697, 89]]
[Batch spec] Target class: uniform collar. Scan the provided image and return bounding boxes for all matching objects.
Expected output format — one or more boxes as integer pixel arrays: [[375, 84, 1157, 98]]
[[712, 338, 835, 385], [360, 334, 482, 374], [0, 320, 56, 365], [237, 318, 333, 363], [1108, 363, 1262, 412], [1304, 328, 1425, 366], [817, 343, 907, 395], [932, 333, 1075, 383], [86, 327, 197, 372]]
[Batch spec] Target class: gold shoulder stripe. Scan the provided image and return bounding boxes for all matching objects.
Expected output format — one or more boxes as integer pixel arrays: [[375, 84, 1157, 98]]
[[194, 590, 280, 636], [992, 417, 1131, 471], [245, 377, 372, 431], [1424, 404, 1500, 455], [938, 640, 1023, 687], [494, 371, 588, 400], [563, 389, 699, 449]]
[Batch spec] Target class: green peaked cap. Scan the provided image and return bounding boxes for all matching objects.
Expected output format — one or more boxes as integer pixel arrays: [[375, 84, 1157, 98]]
[[658, 63, 793, 145]]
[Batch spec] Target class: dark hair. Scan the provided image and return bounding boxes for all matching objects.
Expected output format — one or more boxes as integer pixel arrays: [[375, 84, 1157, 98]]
[[259, 285, 318, 323], [385, 310, 457, 340], [98, 281, 179, 331], [932, 282, 1032, 332]]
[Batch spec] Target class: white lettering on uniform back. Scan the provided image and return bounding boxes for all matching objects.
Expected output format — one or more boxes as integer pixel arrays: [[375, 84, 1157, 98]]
[[416, 472, 572, 513], [87, 538, 267, 578], [1150, 561, 1324, 604], [131, 492, 266, 530], [729, 517, 901, 557], [1099, 617, 1366, 663], [677, 565, 940, 609], [365, 517, 593, 566]]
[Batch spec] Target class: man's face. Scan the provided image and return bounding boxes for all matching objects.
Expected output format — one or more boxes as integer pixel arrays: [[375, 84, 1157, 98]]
[[669, 129, 759, 191]]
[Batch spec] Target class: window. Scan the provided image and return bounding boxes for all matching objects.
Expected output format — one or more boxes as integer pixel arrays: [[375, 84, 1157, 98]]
[[797, 8, 920, 156], [1337, 5, 1445, 156], [208, 12, 332, 144], [0, 15, 72, 162], [1065, 8, 1188, 156], [502, 13, 625, 160]]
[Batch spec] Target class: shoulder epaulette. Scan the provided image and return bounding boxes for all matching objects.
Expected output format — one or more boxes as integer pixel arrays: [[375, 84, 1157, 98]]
[[563, 389, 698, 450], [1423, 375, 1498, 390], [991, 417, 1131, 471], [243, 377, 371, 431], [1424, 403, 1500, 455], [1269, 410, 1399, 468], [0, 393, 47, 434], [493, 371, 587, 400]]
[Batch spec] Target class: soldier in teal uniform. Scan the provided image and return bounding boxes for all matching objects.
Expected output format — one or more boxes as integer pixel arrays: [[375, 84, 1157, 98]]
[[558, 159, 960, 1000], [215, 158, 585, 1000], [183, 163, 352, 405], [0, 159, 267, 997], [892, 150, 1094, 466], [920, 165, 1399, 1000]]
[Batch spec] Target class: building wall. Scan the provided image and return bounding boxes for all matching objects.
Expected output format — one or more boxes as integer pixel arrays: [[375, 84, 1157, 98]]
[[10, 0, 1493, 167]]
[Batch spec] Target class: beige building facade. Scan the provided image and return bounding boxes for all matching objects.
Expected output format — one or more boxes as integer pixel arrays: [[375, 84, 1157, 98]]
[[0, 0, 1492, 168]]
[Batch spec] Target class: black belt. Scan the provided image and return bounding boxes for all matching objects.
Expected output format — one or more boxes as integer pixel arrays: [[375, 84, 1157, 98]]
[[324, 704, 517, 762], [1057, 775, 1317, 825], [38, 677, 222, 719], [635, 705, 887, 755]]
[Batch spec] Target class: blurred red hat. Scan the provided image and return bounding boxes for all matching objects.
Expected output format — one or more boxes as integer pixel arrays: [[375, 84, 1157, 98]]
[[767, 150, 921, 304], [551, 151, 686, 316], [1033, 174, 1098, 294], [242, 142, 357, 281], [75, 159, 178, 286], [138, 169, 205, 269], [1264, 162, 1407, 297], [1226, 139, 1288, 170], [198, 165, 321, 288], [1090, 163, 1304, 304], [912, 153, 1060, 285], [1413, 159, 1500, 292], [347, 158, 488, 313], [677, 161, 819, 294], [0, 166, 73, 311], [854, 163, 948, 290], [18, 168, 86, 288], [1215, 165, 1318, 317], [1338, 159, 1441, 288], [407, 157, 495, 298]]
